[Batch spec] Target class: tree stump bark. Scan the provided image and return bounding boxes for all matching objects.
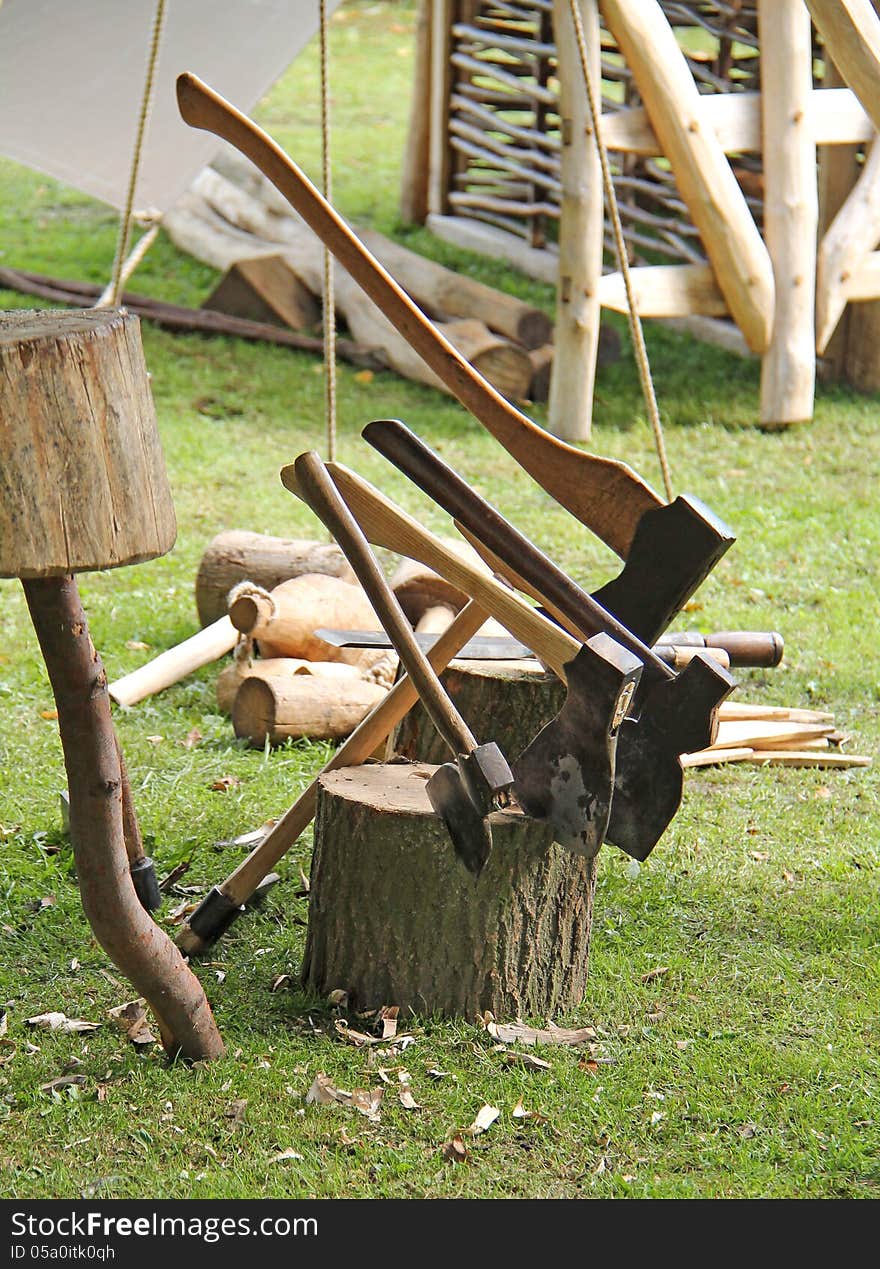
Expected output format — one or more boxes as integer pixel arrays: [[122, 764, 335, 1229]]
[[392, 659, 564, 766], [302, 762, 596, 1019]]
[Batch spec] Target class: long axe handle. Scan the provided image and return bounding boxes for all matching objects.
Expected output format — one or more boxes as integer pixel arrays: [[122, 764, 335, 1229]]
[[292, 451, 483, 761], [363, 419, 675, 690], [175, 72, 660, 560], [175, 599, 491, 956]]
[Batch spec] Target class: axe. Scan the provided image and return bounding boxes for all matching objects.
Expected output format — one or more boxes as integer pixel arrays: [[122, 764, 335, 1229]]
[[360, 420, 737, 859], [176, 72, 735, 645], [290, 451, 512, 875], [281, 462, 643, 859]]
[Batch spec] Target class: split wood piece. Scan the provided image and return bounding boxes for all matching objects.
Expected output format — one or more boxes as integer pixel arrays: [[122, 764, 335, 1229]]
[[195, 529, 357, 626], [547, 0, 602, 441], [232, 674, 388, 746], [709, 720, 836, 751], [302, 762, 595, 1020], [598, 265, 728, 320], [806, 1, 880, 137], [169, 176, 532, 402], [216, 656, 363, 715], [0, 309, 222, 1062], [816, 140, 880, 354], [175, 74, 663, 560], [227, 573, 389, 673], [682, 748, 870, 770], [202, 253, 319, 330], [175, 601, 493, 956], [109, 616, 237, 707], [601, 0, 775, 353], [600, 88, 874, 157], [0, 265, 384, 373], [716, 702, 833, 724], [758, 0, 818, 428]]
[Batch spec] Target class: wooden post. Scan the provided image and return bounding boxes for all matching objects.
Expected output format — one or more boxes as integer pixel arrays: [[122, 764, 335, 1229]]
[[547, 0, 603, 442], [400, 0, 433, 223], [428, 0, 456, 217], [758, 0, 817, 427]]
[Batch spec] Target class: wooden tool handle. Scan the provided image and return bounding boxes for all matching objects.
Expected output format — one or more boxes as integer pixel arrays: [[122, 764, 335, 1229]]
[[704, 631, 784, 667], [175, 72, 661, 560], [108, 616, 238, 706], [280, 462, 580, 679], [291, 452, 479, 759], [363, 418, 671, 683]]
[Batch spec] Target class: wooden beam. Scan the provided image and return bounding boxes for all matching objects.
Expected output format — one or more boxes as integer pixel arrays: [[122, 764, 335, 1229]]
[[601, 0, 775, 353], [598, 264, 728, 317], [806, 0, 880, 135], [547, 0, 602, 441], [600, 88, 874, 156], [758, 0, 817, 427]]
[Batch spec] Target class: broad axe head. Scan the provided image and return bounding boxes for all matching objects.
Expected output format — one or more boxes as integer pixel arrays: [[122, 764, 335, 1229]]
[[426, 741, 514, 876], [607, 652, 736, 861], [512, 633, 644, 858]]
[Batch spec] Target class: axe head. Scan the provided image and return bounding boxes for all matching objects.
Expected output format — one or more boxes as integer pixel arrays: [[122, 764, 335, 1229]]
[[426, 762, 494, 876], [607, 652, 737, 860], [512, 634, 643, 858]]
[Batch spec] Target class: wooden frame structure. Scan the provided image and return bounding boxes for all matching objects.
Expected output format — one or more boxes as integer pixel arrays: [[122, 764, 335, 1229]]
[[401, 0, 880, 435]]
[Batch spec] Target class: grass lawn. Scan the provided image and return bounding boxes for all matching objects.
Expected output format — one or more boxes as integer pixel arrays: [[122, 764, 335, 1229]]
[[0, 0, 877, 1201]]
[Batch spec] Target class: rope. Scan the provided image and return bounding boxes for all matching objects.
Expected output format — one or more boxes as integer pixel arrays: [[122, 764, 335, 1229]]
[[100, 0, 167, 310], [566, 0, 674, 501], [319, 0, 338, 460]]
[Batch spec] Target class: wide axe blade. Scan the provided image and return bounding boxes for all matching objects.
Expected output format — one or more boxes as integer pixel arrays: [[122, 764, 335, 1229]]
[[513, 634, 643, 856], [362, 419, 736, 860]]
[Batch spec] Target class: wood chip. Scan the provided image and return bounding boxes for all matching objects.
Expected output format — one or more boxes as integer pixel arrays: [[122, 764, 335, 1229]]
[[485, 1018, 596, 1047]]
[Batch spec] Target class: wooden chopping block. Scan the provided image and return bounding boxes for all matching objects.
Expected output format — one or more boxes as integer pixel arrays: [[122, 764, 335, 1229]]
[[302, 761, 595, 1019], [202, 253, 320, 330]]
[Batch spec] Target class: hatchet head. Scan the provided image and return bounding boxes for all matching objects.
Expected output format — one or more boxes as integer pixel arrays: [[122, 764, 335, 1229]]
[[426, 741, 514, 876], [512, 633, 643, 858], [607, 652, 736, 860]]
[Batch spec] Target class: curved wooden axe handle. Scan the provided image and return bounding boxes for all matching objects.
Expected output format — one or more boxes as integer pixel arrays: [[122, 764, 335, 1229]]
[[279, 461, 581, 679], [176, 72, 661, 559]]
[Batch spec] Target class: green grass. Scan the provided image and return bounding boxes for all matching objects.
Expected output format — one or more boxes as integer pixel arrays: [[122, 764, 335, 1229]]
[[0, 0, 878, 1200]]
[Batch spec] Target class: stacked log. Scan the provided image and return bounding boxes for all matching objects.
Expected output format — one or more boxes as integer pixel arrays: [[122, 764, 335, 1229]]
[[164, 159, 620, 403]]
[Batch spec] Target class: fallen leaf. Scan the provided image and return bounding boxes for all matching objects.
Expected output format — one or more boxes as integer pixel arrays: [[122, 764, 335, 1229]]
[[327, 989, 349, 1007], [107, 1000, 156, 1047], [167, 900, 197, 924], [305, 1073, 383, 1121], [270, 975, 292, 993], [750, 850, 770, 862], [39, 708, 58, 721], [426, 1068, 454, 1081], [224, 1099, 248, 1126], [211, 775, 241, 792], [378, 1005, 399, 1040], [268, 1148, 304, 1164], [649, 1111, 664, 1126], [675, 1039, 691, 1051], [334, 1020, 377, 1048], [813, 787, 832, 800], [125, 640, 150, 652], [738, 1123, 758, 1139], [501, 1051, 551, 1072], [484, 1018, 596, 1047], [398, 1087, 420, 1110], [442, 1135, 468, 1164], [641, 967, 670, 983], [30, 895, 55, 912], [306, 1073, 339, 1106], [26, 1013, 100, 1034], [0, 1011, 6, 1039], [511, 1097, 546, 1123], [182, 728, 202, 749], [466, 1104, 500, 1136], [350, 1087, 384, 1122], [41, 1074, 87, 1092], [145, 735, 164, 745], [782, 869, 796, 884], [70, 959, 80, 972], [580, 1059, 600, 1075], [354, 369, 374, 384]]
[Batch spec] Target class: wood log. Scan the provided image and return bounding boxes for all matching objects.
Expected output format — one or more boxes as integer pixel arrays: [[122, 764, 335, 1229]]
[[758, 0, 818, 427], [216, 656, 363, 715], [227, 573, 388, 672], [435, 318, 534, 400], [195, 528, 357, 626], [400, 0, 433, 224], [232, 674, 387, 745], [357, 226, 553, 349], [547, 0, 602, 442], [202, 253, 320, 329], [426, 213, 560, 284], [302, 762, 595, 1019], [165, 180, 534, 400], [0, 310, 176, 578], [389, 554, 468, 624], [601, 0, 775, 353], [528, 343, 554, 403]]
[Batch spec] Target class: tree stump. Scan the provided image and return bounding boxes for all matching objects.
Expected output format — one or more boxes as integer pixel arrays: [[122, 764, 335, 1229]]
[[302, 762, 597, 1019], [392, 659, 564, 766]]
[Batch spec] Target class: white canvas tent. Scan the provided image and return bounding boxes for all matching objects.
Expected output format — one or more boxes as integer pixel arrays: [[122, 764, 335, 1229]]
[[0, 0, 341, 214]]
